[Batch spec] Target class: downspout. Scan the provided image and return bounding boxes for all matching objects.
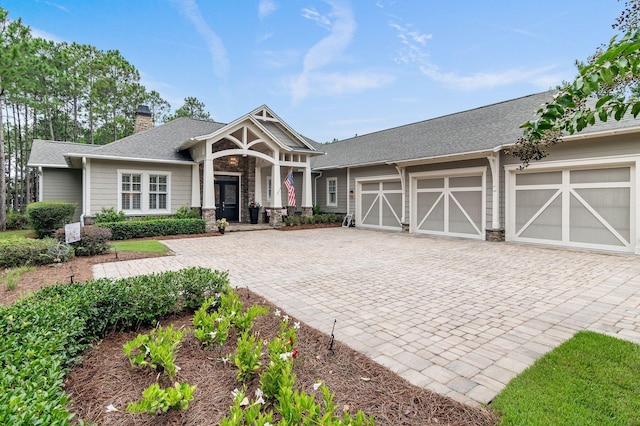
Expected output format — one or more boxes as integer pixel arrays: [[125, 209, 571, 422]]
[[313, 171, 323, 206], [393, 164, 407, 230], [38, 167, 43, 202], [81, 158, 86, 226]]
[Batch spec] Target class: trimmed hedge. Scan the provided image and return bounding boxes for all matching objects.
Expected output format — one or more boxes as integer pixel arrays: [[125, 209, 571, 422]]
[[54, 226, 112, 256], [99, 218, 206, 240], [0, 238, 65, 269], [0, 267, 228, 425], [5, 210, 29, 230], [26, 202, 76, 238]]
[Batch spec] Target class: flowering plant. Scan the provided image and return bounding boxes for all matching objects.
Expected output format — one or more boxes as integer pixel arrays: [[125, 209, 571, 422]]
[[248, 200, 262, 209], [215, 218, 228, 229]]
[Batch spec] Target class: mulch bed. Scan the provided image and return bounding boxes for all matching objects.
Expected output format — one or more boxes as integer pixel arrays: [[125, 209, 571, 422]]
[[65, 289, 497, 426], [277, 223, 343, 231]]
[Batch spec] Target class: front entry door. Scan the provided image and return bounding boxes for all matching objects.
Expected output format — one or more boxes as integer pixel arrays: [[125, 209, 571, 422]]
[[215, 175, 239, 222]]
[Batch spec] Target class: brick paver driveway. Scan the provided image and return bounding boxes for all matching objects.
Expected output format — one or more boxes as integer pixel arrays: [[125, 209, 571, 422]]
[[94, 228, 640, 406]]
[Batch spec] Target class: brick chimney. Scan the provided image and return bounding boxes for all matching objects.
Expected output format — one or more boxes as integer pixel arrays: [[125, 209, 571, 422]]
[[134, 105, 153, 133]]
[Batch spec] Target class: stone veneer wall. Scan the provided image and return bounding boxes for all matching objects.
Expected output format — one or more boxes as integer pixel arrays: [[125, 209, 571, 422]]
[[485, 229, 505, 242]]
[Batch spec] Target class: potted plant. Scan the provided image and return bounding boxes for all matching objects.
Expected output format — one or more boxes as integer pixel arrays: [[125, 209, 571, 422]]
[[216, 218, 228, 234], [248, 200, 261, 224]]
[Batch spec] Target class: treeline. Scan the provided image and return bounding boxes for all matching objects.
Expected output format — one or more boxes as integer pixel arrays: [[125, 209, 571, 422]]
[[0, 7, 211, 229]]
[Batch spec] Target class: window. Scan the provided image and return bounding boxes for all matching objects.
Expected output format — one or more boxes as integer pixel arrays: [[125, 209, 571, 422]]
[[266, 176, 273, 201], [149, 174, 168, 210], [121, 173, 141, 210], [327, 177, 338, 207], [118, 170, 171, 214]]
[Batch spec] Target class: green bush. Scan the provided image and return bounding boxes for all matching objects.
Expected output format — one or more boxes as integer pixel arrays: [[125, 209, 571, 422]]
[[5, 210, 30, 230], [0, 267, 228, 424], [54, 226, 112, 256], [99, 218, 206, 240], [173, 205, 200, 220], [94, 206, 125, 224], [0, 238, 62, 268], [26, 202, 76, 238]]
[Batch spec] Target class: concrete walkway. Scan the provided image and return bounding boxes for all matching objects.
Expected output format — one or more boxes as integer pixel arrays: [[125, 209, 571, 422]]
[[94, 228, 640, 406]]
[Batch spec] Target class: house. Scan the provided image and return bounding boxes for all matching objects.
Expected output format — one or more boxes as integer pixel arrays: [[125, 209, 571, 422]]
[[28, 92, 640, 254]]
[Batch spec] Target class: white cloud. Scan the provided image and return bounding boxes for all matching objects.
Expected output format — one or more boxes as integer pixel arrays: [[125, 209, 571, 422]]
[[260, 49, 299, 68], [291, 71, 394, 98], [171, 0, 229, 78], [301, 7, 332, 30], [389, 20, 560, 91], [259, 0, 277, 19], [43, 1, 68, 12], [29, 27, 63, 42], [420, 64, 561, 91]]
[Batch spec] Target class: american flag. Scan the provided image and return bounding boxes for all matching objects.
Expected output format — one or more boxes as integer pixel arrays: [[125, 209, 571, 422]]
[[284, 171, 296, 207]]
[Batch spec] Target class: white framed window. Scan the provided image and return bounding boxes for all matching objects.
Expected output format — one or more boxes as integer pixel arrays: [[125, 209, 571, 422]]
[[118, 170, 171, 214], [327, 177, 338, 207], [266, 176, 273, 201], [149, 174, 168, 210], [121, 173, 142, 210]]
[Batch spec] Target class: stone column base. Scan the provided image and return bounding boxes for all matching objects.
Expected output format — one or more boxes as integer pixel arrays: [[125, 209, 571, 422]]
[[269, 209, 283, 227], [486, 228, 505, 242], [301, 207, 313, 216], [401, 223, 410, 233], [202, 208, 217, 232]]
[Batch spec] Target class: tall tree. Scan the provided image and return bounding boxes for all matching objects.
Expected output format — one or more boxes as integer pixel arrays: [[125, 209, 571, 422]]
[[513, 0, 640, 165], [144, 90, 171, 125], [163, 96, 213, 122], [0, 8, 29, 230]]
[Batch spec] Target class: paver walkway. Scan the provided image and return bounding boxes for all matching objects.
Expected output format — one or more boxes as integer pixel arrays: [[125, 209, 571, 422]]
[[94, 228, 640, 406]]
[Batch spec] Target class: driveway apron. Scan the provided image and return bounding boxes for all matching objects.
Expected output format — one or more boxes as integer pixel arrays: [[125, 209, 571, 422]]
[[93, 228, 640, 406]]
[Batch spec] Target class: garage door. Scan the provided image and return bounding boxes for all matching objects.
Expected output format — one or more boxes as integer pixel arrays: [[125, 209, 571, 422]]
[[357, 179, 402, 230], [410, 169, 485, 239], [509, 166, 633, 252]]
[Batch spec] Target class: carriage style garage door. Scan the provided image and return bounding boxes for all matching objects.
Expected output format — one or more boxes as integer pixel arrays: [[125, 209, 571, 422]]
[[507, 163, 634, 252], [410, 168, 486, 239], [356, 178, 403, 231]]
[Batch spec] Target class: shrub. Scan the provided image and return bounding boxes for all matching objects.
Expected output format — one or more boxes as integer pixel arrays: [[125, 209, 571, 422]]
[[5, 210, 29, 230], [54, 226, 112, 256], [99, 218, 206, 240], [26, 201, 76, 238], [94, 207, 125, 224], [0, 267, 227, 424], [0, 237, 63, 268], [173, 205, 200, 220]]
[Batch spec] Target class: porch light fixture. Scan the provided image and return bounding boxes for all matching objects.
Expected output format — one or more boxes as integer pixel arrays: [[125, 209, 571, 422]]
[[228, 156, 239, 166]]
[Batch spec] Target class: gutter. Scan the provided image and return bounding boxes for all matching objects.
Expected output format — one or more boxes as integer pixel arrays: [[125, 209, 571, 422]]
[[313, 172, 323, 206]]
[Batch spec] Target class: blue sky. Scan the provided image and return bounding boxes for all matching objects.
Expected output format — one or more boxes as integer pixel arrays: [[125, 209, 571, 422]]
[[3, 0, 623, 143]]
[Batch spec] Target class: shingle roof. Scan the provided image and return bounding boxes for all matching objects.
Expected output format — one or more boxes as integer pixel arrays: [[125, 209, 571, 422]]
[[310, 91, 640, 169], [28, 139, 99, 167], [82, 117, 226, 162]]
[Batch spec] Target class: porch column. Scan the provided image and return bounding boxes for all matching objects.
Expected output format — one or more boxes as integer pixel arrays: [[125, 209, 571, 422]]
[[255, 166, 262, 204], [271, 162, 282, 208], [486, 152, 504, 242], [191, 164, 201, 207], [203, 160, 215, 209], [302, 162, 313, 215]]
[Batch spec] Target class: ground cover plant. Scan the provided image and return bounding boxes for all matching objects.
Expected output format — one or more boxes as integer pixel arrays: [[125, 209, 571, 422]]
[[0, 229, 31, 239], [111, 240, 169, 254], [491, 331, 640, 425], [0, 268, 227, 424], [65, 286, 497, 425]]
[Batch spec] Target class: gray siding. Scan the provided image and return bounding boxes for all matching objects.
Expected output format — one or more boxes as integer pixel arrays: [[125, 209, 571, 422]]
[[42, 168, 83, 221], [89, 159, 192, 215], [315, 169, 348, 213]]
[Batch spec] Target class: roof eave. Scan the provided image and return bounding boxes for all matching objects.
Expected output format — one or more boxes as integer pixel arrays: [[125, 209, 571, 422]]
[[65, 153, 195, 165]]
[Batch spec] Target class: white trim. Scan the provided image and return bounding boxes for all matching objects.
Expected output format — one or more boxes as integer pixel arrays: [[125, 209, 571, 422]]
[[84, 159, 91, 217], [409, 166, 487, 240], [67, 153, 193, 165], [506, 156, 636, 253], [255, 166, 262, 205], [210, 148, 276, 165], [326, 177, 338, 207], [355, 175, 403, 231], [266, 175, 273, 202], [117, 169, 172, 215], [346, 167, 351, 214], [191, 164, 200, 208], [38, 167, 43, 202]]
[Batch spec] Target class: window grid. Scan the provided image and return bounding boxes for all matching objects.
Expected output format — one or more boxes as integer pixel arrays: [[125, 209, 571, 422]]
[[149, 175, 168, 210], [121, 174, 142, 210], [327, 178, 337, 206]]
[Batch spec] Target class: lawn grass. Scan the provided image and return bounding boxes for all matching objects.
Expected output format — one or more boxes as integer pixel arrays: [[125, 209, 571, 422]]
[[492, 331, 640, 425], [0, 229, 31, 239], [110, 240, 169, 254]]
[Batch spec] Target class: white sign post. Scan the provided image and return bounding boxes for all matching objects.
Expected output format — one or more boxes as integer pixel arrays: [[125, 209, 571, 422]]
[[65, 222, 81, 244]]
